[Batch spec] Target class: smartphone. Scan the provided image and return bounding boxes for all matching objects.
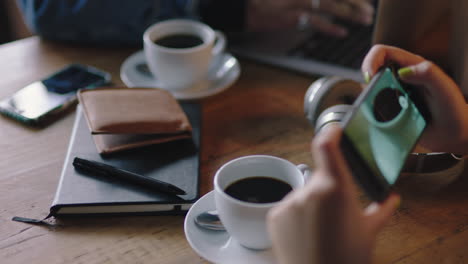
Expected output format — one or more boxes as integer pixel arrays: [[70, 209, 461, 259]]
[[340, 67, 428, 201], [0, 64, 111, 126]]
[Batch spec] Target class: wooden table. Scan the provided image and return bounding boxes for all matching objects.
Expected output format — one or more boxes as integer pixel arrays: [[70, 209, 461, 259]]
[[0, 37, 467, 264]]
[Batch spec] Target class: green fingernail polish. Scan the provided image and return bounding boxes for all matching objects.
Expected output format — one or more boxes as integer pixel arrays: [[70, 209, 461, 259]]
[[398, 67, 414, 78], [363, 71, 370, 83]]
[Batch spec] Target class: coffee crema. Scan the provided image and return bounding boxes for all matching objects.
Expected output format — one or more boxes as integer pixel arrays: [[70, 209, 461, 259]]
[[154, 34, 204, 49], [224, 176, 292, 203]]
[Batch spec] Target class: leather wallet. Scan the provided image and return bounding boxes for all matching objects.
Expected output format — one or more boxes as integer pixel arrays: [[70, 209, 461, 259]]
[[77, 87, 192, 154]]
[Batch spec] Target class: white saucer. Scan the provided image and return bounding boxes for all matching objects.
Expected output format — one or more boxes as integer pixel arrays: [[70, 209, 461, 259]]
[[184, 191, 276, 264], [120, 50, 240, 100]]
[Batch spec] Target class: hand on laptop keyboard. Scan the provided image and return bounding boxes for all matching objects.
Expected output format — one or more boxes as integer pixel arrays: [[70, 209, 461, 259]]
[[246, 0, 375, 37]]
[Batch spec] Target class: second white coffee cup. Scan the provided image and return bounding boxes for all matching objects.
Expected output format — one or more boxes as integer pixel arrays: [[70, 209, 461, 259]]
[[214, 155, 311, 250], [143, 19, 226, 91]]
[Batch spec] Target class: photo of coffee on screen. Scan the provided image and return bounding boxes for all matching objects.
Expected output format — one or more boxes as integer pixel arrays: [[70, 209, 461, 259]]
[[372, 88, 405, 122], [224, 176, 292, 203], [154, 34, 204, 49]]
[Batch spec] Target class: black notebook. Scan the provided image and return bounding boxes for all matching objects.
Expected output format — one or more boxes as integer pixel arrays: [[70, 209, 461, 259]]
[[50, 103, 201, 216]]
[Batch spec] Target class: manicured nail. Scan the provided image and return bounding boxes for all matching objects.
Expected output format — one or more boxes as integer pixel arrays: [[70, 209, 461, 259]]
[[398, 67, 414, 79], [363, 71, 370, 83]]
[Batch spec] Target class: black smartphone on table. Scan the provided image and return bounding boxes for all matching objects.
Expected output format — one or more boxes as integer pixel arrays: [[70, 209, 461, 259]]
[[340, 67, 429, 201], [0, 64, 111, 126]]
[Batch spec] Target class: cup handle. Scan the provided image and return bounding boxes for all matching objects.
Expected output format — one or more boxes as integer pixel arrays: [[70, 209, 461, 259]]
[[213, 30, 226, 57], [297, 164, 312, 181]]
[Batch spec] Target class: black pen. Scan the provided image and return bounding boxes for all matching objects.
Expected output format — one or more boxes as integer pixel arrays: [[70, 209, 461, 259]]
[[72, 157, 186, 196]]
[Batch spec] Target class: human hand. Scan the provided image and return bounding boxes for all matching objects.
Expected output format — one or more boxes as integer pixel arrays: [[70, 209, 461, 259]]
[[246, 0, 374, 37], [361, 44, 468, 154], [267, 124, 400, 264]]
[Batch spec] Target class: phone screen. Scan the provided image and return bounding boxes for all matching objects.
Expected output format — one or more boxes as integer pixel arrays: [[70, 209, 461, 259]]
[[0, 64, 110, 124], [341, 67, 427, 201]]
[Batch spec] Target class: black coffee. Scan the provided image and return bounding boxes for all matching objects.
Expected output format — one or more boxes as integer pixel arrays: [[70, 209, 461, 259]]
[[154, 34, 203, 49], [224, 176, 292, 203]]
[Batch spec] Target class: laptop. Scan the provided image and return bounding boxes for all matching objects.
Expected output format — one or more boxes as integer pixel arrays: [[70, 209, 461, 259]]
[[227, 2, 380, 82]]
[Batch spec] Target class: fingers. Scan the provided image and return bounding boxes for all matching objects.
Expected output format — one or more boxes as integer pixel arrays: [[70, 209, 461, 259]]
[[312, 124, 354, 189], [397, 61, 468, 151], [249, 0, 374, 35], [307, 13, 348, 37], [320, 0, 374, 25], [361, 44, 465, 122], [398, 60, 466, 116], [249, 8, 347, 35], [361, 45, 426, 80], [295, 9, 349, 37], [361, 45, 468, 155], [364, 193, 400, 235], [267, 198, 313, 264]]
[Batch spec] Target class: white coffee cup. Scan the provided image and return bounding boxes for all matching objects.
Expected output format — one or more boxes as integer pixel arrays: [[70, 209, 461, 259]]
[[143, 19, 226, 91], [214, 155, 311, 250]]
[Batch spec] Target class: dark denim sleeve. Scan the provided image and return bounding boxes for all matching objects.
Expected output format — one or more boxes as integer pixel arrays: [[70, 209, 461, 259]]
[[198, 0, 247, 32], [16, 0, 196, 46]]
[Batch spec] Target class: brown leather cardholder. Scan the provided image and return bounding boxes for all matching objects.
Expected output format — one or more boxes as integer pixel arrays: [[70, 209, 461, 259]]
[[77, 87, 192, 154]]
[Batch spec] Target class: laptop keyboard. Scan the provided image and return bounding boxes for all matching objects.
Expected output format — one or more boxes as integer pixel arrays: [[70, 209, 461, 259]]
[[288, 21, 374, 69]]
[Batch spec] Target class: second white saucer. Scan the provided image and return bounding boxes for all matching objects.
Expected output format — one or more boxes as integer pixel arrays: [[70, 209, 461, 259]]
[[120, 50, 240, 100], [184, 191, 276, 264]]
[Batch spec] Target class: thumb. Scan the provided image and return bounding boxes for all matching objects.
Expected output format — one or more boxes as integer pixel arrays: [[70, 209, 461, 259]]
[[363, 194, 400, 235]]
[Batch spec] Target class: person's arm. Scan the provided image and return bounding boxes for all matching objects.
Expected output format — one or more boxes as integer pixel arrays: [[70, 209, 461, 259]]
[[16, 0, 196, 46], [362, 44, 468, 154]]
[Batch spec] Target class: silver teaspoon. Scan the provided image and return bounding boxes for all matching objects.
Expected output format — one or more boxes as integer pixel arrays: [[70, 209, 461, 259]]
[[194, 210, 225, 231]]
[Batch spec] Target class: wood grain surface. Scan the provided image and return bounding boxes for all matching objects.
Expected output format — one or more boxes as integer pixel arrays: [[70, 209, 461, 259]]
[[0, 37, 467, 264]]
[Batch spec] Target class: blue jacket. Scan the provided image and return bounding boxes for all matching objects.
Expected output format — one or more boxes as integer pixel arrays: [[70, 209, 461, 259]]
[[18, 0, 246, 46]]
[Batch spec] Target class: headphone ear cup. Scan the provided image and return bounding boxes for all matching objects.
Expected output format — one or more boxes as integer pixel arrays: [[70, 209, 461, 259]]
[[304, 76, 362, 127], [314, 104, 352, 134]]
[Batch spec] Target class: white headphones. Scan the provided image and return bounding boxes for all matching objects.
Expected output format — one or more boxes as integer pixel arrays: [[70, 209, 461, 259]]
[[304, 76, 362, 134]]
